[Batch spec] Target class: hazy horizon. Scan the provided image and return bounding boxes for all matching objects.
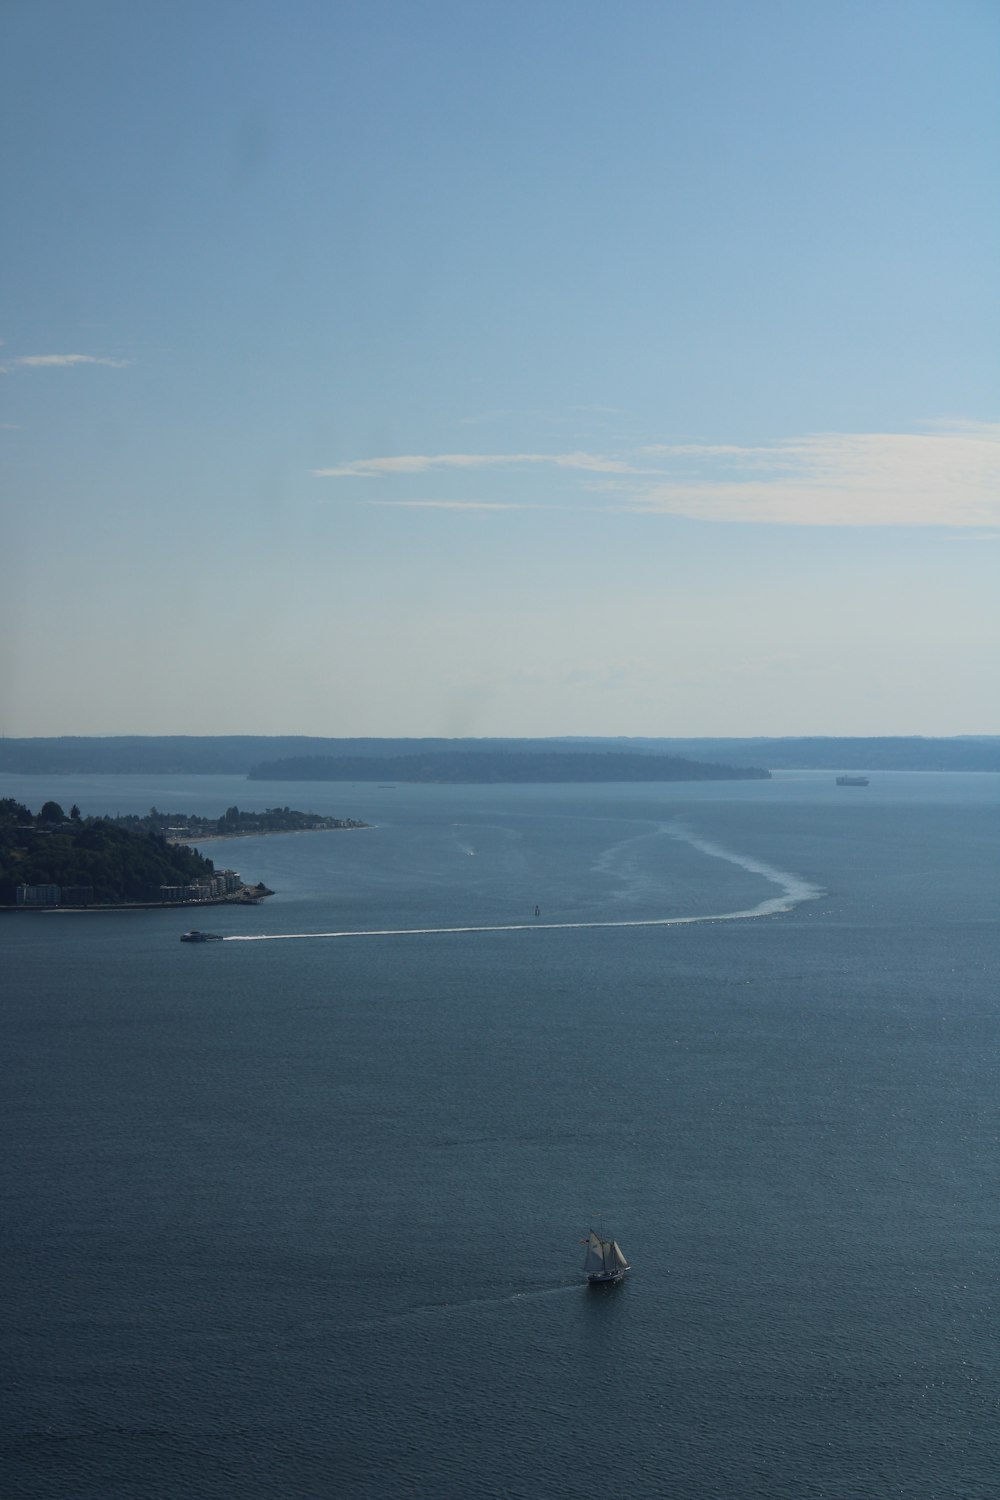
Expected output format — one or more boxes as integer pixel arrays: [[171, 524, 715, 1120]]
[[2, 731, 999, 744], [3, 2, 998, 739]]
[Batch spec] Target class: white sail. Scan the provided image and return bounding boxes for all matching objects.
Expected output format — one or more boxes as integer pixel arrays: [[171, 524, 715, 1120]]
[[583, 1232, 606, 1275], [583, 1229, 629, 1278]]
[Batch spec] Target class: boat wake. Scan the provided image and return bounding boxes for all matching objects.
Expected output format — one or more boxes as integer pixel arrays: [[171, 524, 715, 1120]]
[[341, 1280, 584, 1333], [667, 823, 824, 916], [224, 826, 823, 942]]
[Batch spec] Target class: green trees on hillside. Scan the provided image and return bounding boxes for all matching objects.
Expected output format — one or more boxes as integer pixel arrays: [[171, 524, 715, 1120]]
[[0, 799, 216, 905]]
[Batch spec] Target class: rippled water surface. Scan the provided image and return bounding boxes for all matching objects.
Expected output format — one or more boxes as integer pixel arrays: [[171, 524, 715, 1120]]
[[3, 772, 999, 1498]]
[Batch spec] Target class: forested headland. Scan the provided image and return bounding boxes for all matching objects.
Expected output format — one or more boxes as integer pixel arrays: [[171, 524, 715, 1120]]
[[130, 805, 369, 839], [0, 799, 220, 906], [0, 800, 367, 907], [247, 751, 771, 783]]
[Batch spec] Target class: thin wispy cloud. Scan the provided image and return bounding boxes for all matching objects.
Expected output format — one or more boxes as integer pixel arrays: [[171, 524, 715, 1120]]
[[628, 425, 1000, 527], [313, 451, 647, 478], [314, 421, 1000, 528], [3, 353, 130, 370]]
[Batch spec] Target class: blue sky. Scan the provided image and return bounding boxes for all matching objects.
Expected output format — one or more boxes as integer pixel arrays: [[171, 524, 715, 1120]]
[[3, 0, 998, 736]]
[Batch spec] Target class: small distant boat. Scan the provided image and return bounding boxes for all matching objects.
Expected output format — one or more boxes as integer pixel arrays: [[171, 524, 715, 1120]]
[[582, 1230, 630, 1284], [180, 930, 224, 943], [836, 775, 870, 786]]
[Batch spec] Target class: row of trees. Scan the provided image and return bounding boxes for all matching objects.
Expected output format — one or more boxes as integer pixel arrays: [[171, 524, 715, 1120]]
[[115, 804, 364, 834]]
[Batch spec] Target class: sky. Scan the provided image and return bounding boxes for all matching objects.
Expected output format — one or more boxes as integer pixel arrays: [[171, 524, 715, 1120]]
[[2, 0, 998, 738]]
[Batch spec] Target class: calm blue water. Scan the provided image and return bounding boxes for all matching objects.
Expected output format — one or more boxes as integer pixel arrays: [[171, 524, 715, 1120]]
[[3, 772, 999, 1499]]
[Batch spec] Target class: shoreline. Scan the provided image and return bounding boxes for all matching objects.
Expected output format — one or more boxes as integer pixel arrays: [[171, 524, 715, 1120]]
[[169, 824, 371, 846], [1, 890, 273, 914]]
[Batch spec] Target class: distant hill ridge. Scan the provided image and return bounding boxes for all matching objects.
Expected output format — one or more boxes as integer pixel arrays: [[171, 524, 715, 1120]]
[[0, 735, 997, 775]]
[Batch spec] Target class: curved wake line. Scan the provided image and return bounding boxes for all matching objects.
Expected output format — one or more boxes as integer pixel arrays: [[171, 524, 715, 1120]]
[[225, 828, 823, 943], [667, 824, 823, 910]]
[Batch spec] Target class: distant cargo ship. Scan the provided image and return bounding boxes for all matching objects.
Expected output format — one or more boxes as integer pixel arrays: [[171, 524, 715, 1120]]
[[836, 775, 870, 786]]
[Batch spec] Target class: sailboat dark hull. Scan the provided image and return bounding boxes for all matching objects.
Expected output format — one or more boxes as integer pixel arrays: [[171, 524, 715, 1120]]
[[587, 1267, 628, 1284]]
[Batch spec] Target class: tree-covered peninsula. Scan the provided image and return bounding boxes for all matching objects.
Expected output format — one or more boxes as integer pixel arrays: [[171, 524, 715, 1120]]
[[248, 750, 771, 783], [125, 805, 369, 840], [1, 800, 366, 908], [0, 799, 222, 906]]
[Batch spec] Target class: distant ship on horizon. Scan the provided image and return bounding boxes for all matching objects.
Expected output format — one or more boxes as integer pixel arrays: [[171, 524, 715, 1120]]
[[836, 775, 870, 786]]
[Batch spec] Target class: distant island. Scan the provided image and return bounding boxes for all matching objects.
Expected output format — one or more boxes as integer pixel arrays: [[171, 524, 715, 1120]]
[[2, 735, 997, 776], [0, 800, 359, 909], [247, 751, 771, 783]]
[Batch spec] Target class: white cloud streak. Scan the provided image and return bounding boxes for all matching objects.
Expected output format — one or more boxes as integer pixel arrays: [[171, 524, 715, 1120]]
[[314, 421, 1000, 528], [312, 450, 646, 477], [4, 353, 130, 370], [629, 426, 1000, 527]]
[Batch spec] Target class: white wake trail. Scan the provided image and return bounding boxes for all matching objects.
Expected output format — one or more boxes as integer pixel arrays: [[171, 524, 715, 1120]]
[[224, 827, 823, 943], [667, 824, 824, 912]]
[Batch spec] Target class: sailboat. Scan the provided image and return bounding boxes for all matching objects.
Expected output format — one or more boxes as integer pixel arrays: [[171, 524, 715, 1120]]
[[582, 1230, 630, 1284]]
